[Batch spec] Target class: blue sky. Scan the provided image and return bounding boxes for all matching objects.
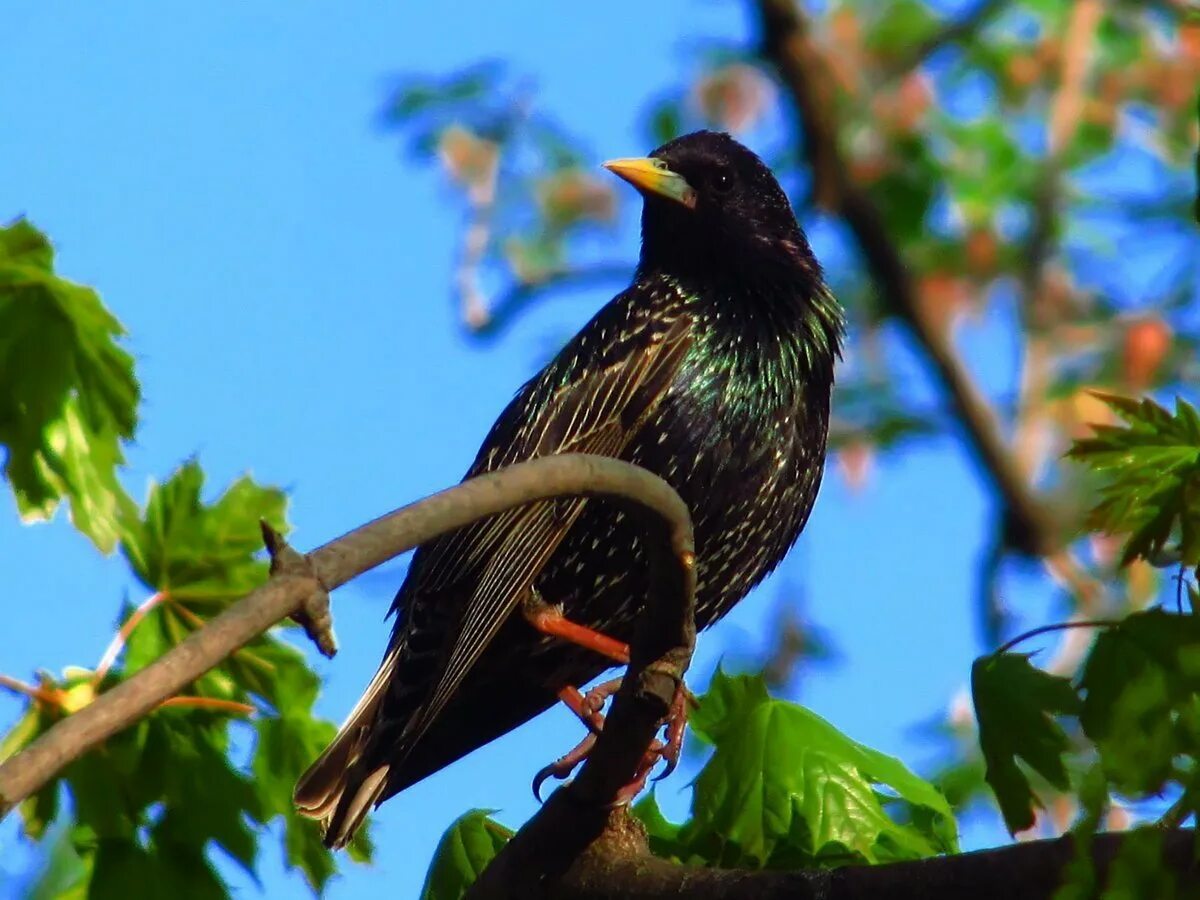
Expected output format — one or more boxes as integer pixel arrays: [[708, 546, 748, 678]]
[[0, 1, 1127, 896]]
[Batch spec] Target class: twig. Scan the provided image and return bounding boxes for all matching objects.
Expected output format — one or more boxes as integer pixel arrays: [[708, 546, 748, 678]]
[[0, 675, 60, 708], [0, 454, 693, 817], [1013, 0, 1102, 496], [993, 618, 1121, 657], [755, 0, 1057, 556], [156, 697, 256, 716], [456, 158, 500, 330], [92, 591, 169, 686]]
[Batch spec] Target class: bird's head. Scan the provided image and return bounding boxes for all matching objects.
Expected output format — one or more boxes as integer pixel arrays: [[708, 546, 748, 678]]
[[604, 130, 817, 284]]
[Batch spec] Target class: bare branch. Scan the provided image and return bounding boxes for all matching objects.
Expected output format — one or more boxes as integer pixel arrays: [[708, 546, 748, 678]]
[[755, 0, 1057, 556], [0, 454, 693, 818]]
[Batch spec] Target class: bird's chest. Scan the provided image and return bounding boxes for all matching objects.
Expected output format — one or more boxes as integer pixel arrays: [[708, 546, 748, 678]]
[[628, 345, 817, 567]]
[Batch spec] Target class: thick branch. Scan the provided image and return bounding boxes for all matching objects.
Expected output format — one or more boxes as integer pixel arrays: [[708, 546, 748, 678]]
[[755, 0, 1057, 556], [0, 454, 692, 817], [543, 826, 1199, 899]]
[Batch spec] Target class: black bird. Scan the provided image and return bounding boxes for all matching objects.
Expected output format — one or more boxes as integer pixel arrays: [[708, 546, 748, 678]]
[[295, 130, 844, 848]]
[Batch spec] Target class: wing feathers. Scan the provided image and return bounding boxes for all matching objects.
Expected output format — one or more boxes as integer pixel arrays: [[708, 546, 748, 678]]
[[392, 314, 692, 755]]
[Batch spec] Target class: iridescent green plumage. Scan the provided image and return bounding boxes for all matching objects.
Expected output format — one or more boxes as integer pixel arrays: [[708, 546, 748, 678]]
[[297, 131, 844, 848]]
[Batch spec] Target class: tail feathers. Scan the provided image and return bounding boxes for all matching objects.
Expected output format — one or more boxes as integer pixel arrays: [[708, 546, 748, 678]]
[[294, 648, 399, 848], [321, 763, 390, 849]]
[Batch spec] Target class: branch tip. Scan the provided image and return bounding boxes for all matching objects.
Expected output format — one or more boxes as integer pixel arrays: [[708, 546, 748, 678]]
[[262, 522, 338, 658]]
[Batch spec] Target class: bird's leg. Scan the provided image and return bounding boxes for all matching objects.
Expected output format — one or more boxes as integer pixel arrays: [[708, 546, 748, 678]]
[[520, 590, 630, 665], [531, 681, 619, 800], [533, 680, 691, 804], [522, 592, 690, 803]]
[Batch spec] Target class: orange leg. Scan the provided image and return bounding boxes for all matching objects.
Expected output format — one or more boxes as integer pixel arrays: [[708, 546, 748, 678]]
[[525, 604, 630, 665], [556, 684, 607, 734], [524, 590, 687, 804]]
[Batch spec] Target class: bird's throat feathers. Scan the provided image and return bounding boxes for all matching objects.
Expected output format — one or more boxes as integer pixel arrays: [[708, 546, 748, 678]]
[[643, 264, 844, 403]]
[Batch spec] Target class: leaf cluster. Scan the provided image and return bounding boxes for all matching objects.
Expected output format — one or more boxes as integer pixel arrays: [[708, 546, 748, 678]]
[[973, 610, 1200, 845], [1069, 393, 1200, 569], [0, 220, 370, 896]]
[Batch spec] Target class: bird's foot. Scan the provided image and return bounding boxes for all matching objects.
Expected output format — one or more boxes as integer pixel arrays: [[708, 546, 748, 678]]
[[532, 680, 690, 803]]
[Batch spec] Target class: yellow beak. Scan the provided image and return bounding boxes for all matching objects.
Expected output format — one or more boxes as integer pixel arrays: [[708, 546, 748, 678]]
[[602, 157, 697, 209]]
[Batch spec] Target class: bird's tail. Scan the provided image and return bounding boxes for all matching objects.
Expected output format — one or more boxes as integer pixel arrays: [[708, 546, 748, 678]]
[[294, 648, 398, 849]]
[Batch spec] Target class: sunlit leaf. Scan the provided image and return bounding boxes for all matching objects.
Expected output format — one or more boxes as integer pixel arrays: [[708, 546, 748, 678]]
[[0, 218, 138, 551], [420, 810, 514, 900], [678, 671, 956, 867], [1068, 394, 1200, 566]]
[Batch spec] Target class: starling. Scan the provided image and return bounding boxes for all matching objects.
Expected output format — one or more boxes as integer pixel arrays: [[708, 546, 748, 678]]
[[295, 130, 844, 848]]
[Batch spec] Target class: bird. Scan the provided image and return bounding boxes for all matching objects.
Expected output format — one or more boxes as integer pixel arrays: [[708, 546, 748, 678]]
[[295, 130, 844, 849]]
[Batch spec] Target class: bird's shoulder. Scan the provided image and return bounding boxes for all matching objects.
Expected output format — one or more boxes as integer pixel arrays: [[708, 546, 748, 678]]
[[389, 279, 694, 618], [466, 278, 696, 477]]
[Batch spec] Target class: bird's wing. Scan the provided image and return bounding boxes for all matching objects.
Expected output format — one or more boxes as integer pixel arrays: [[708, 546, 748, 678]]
[[397, 313, 693, 750]]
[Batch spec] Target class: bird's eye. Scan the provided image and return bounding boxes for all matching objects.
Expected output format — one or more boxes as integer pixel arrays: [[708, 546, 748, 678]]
[[710, 168, 734, 194]]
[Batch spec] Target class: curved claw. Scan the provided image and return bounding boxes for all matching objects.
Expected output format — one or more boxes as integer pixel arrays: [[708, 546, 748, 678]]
[[531, 731, 597, 802], [532, 763, 557, 803], [652, 685, 689, 783], [652, 754, 677, 783]]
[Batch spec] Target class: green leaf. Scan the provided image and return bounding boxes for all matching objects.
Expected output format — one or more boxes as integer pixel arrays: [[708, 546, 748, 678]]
[[646, 98, 683, 146], [1052, 764, 1109, 900], [88, 827, 227, 900], [19, 780, 60, 842], [0, 218, 139, 551], [941, 118, 1027, 223], [1102, 827, 1181, 900], [252, 712, 365, 892], [23, 822, 93, 900], [867, 135, 937, 243], [117, 460, 288, 605], [688, 664, 769, 745], [1095, 12, 1142, 70], [1068, 394, 1200, 567], [420, 810, 514, 900], [864, 0, 940, 60], [632, 792, 689, 862], [972, 653, 1081, 834], [677, 671, 956, 867], [1, 704, 50, 765], [1080, 610, 1200, 794]]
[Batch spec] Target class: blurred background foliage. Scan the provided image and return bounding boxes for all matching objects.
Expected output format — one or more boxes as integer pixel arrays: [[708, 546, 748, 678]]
[[2, 0, 1199, 896]]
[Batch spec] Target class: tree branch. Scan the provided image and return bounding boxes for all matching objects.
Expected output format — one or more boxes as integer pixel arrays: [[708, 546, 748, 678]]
[[536, 826, 1199, 899], [755, 0, 1057, 556], [0, 454, 693, 818]]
